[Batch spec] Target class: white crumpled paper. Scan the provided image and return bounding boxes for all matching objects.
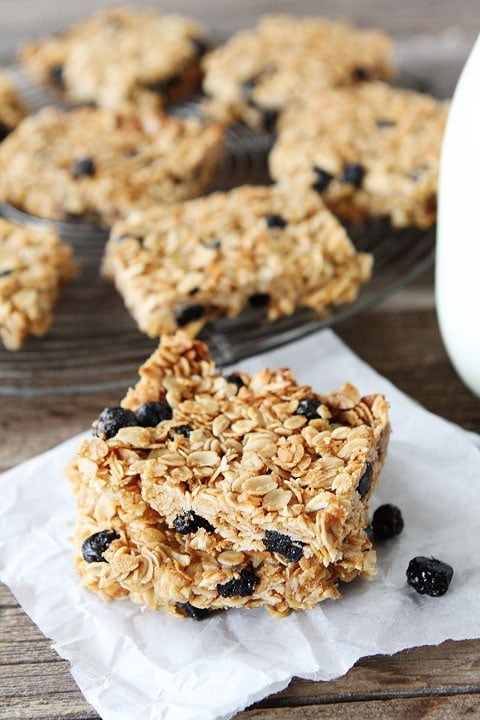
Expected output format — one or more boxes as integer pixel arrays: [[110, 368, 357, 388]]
[[1, 329, 480, 720]]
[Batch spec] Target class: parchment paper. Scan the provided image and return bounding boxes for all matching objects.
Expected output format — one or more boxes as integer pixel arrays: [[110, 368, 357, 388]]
[[1, 329, 479, 720]]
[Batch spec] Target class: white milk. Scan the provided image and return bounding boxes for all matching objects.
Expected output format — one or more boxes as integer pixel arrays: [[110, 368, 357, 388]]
[[436, 34, 480, 398]]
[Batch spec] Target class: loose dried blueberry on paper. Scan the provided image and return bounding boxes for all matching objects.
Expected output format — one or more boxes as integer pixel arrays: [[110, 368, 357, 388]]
[[217, 567, 260, 597], [263, 530, 305, 562], [93, 406, 139, 439], [406, 556, 453, 597], [136, 401, 172, 427], [81, 530, 119, 563], [372, 504, 404, 539]]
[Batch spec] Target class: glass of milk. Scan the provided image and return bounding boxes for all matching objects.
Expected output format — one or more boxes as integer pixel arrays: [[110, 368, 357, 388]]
[[436, 33, 480, 398]]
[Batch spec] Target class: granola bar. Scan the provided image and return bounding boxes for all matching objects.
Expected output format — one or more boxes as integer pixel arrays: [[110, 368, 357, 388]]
[[201, 14, 394, 132], [68, 332, 390, 616], [20, 7, 209, 110], [0, 69, 27, 139], [0, 106, 224, 225], [0, 218, 77, 350], [269, 82, 449, 228], [102, 184, 372, 337]]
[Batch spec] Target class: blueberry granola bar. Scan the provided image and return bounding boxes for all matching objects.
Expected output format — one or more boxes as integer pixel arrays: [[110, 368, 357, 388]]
[[20, 7, 209, 111], [201, 14, 394, 132], [269, 82, 449, 228], [68, 332, 390, 616], [0, 70, 27, 139], [0, 106, 224, 225], [0, 218, 77, 350], [102, 184, 372, 337]]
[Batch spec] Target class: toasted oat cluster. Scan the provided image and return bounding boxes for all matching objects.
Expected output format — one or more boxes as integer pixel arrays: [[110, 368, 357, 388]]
[[270, 82, 449, 228], [103, 184, 372, 337], [0, 106, 224, 225], [0, 69, 27, 139], [202, 14, 394, 132], [20, 7, 209, 110], [68, 332, 390, 617], [0, 218, 77, 350]]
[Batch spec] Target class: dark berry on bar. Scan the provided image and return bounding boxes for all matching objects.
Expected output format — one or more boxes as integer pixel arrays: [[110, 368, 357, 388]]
[[136, 401, 172, 427], [174, 424, 193, 438], [205, 239, 221, 249], [71, 156, 95, 178], [174, 303, 205, 327], [0, 269, 13, 279], [225, 374, 245, 391], [372, 504, 404, 539], [312, 166, 333, 193], [190, 36, 209, 57], [173, 511, 215, 534], [265, 214, 287, 229], [217, 567, 259, 597], [294, 397, 321, 421], [357, 463, 373, 497], [263, 530, 305, 562], [81, 530, 119, 563], [261, 107, 279, 133], [49, 64, 64, 86], [341, 163, 365, 187], [241, 76, 257, 98], [248, 292, 270, 307], [353, 66, 371, 81], [406, 556, 453, 597], [92, 406, 139, 439], [376, 119, 396, 128], [177, 602, 211, 620]]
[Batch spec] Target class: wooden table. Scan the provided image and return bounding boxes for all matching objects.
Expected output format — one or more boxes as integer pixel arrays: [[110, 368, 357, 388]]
[[1, 2, 480, 719]]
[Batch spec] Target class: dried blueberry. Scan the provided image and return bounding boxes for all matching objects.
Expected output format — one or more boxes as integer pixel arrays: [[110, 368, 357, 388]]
[[357, 463, 373, 497], [177, 602, 211, 620], [145, 74, 181, 94], [263, 530, 305, 562], [81, 530, 119, 563], [0, 122, 10, 141], [248, 292, 270, 307], [265, 214, 287, 229], [136, 401, 172, 427], [173, 511, 215, 534], [174, 303, 205, 327], [204, 238, 221, 250], [225, 373, 245, 391], [190, 36, 209, 57], [376, 119, 396, 128], [261, 107, 279, 133], [49, 64, 64, 87], [312, 166, 333, 193], [0, 269, 13, 279], [341, 163, 365, 188], [174, 424, 193, 438], [217, 566, 259, 597], [71, 157, 95, 178], [406, 556, 453, 597], [93, 406, 139, 439], [353, 66, 371, 81], [241, 76, 258, 99], [372, 504, 404, 539], [294, 397, 321, 421]]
